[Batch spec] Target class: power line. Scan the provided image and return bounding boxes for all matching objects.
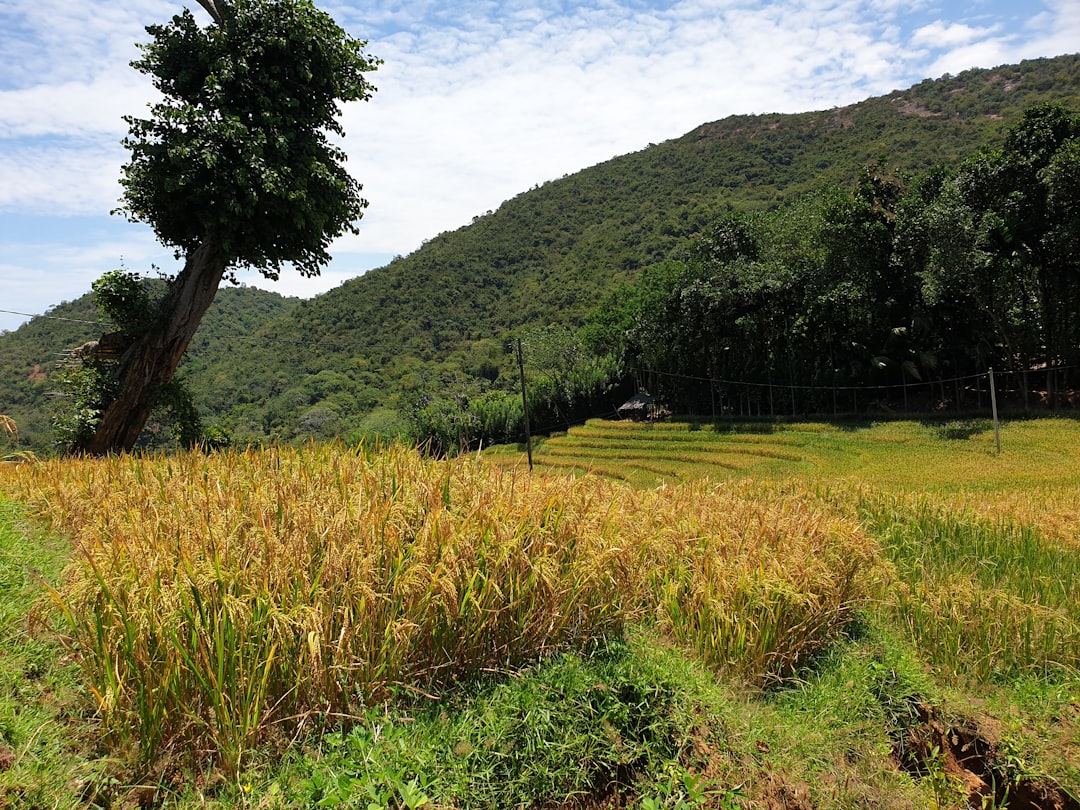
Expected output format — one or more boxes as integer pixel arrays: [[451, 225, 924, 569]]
[[2, 308, 406, 354], [0, 308, 106, 327], [628, 365, 1053, 393]]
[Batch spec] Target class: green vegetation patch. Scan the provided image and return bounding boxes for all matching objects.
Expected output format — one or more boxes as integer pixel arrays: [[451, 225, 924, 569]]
[[0, 498, 108, 809]]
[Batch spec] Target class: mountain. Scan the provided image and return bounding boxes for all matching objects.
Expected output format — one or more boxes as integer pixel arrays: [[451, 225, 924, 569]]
[[4, 54, 1080, 450]]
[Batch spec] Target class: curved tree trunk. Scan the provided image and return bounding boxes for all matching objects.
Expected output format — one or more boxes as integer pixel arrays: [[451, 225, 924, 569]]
[[79, 240, 228, 455]]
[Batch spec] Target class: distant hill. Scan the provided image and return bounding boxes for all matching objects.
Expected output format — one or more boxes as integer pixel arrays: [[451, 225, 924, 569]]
[[4, 54, 1080, 449], [0, 286, 299, 450]]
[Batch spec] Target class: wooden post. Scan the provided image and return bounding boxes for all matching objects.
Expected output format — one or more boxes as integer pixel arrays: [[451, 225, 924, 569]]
[[517, 339, 533, 472], [989, 367, 1001, 454]]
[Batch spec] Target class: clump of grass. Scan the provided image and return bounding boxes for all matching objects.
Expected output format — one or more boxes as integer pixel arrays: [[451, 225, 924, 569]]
[[930, 419, 992, 441], [861, 493, 1080, 681], [2, 444, 878, 777], [298, 635, 709, 809]]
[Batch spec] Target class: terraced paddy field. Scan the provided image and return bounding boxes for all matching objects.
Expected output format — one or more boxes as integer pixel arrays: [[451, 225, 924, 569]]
[[487, 416, 1080, 495]]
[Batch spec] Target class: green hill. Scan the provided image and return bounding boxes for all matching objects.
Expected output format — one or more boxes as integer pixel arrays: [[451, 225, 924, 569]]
[[4, 54, 1080, 449], [0, 286, 299, 450]]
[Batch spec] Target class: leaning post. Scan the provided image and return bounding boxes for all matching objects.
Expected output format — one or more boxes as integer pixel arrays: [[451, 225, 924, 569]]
[[989, 367, 1001, 454]]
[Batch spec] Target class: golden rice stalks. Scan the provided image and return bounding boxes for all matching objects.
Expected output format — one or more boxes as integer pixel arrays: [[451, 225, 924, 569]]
[[928, 488, 1080, 550], [636, 479, 881, 682], [3, 443, 877, 771]]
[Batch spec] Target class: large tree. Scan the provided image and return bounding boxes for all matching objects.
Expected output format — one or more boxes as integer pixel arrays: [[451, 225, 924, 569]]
[[74, 0, 378, 454]]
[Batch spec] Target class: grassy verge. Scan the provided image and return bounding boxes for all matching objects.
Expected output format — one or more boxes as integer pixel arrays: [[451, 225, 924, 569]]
[[0, 497, 109, 808]]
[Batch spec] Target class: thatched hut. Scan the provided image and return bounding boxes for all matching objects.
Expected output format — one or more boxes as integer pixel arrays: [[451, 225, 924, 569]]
[[618, 393, 659, 421]]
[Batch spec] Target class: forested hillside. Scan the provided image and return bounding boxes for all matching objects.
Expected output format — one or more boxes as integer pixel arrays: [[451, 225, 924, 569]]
[[0, 287, 298, 450], [4, 54, 1080, 451]]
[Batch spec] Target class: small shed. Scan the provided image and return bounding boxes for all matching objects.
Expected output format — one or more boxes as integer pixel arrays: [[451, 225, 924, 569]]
[[618, 393, 657, 421]]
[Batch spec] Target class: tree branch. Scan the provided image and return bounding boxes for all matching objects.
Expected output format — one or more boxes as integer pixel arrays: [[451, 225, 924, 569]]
[[194, 0, 226, 27]]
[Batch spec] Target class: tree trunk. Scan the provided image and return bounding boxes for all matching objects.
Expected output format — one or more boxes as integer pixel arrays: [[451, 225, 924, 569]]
[[79, 240, 228, 454]]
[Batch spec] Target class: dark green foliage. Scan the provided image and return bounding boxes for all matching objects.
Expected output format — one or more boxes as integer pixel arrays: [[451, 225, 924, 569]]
[[50, 362, 120, 451], [118, 0, 380, 278], [400, 327, 626, 455], [71, 0, 379, 455], [297, 638, 707, 809], [166, 55, 1080, 443], [0, 287, 299, 454], [610, 105, 1080, 415], [51, 271, 210, 451]]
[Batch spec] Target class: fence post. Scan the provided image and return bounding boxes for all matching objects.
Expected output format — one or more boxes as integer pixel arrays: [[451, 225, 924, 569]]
[[989, 367, 1001, 454], [517, 339, 533, 471]]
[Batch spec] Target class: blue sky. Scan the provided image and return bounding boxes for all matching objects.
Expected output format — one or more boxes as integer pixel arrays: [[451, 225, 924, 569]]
[[1, 0, 1078, 333]]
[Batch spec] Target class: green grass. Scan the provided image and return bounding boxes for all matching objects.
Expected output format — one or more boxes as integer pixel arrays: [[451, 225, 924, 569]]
[[261, 627, 963, 810], [501, 416, 1080, 492], [0, 498, 111, 809], [863, 496, 1080, 682]]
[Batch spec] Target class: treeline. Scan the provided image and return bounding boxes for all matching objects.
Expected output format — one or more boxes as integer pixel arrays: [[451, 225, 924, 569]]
[[584, 104, 1080, 417], [401, 327, 630, 456], [406, 103, 1080, 451]]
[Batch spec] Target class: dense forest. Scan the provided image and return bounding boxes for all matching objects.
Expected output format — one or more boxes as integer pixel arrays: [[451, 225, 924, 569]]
[[591, 103, 1080, 418], [3, 55, 1080, 453]]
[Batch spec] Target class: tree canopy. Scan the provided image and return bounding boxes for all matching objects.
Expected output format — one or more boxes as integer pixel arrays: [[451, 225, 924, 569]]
[[592, 104, 1080, 417], [68, 0, 379, 454], [118, 0, 380, 279]]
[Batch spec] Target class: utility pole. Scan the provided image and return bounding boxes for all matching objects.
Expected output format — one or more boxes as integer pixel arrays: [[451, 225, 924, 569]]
[[517, 338, 533, 472]]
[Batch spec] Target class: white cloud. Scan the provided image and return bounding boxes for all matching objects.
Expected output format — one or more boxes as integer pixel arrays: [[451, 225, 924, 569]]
[[0, 229, 166, 333], [0, 0, 173, 90], [0, 75, 153, 138], [912, 20, 995, 49], [332, 0, 931, 253], [1022, 0, 1080, 60], [0, 142, 126, 214]]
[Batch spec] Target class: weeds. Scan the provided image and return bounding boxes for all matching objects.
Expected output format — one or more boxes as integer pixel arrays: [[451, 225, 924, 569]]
[[297, 634, 733, 809]]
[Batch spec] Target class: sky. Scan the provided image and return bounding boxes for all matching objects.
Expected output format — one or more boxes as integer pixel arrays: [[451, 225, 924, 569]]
[[1, 0, 1079, 334]]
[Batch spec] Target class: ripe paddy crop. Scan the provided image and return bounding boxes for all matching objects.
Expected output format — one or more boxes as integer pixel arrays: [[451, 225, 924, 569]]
[[2, 442, 875, 776], [4, 416, 1080, 807], [515, 417, 1080, 685]]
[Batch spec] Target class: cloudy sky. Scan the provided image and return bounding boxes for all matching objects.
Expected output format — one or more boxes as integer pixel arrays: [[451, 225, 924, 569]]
[[1, 0, 1078, 333]]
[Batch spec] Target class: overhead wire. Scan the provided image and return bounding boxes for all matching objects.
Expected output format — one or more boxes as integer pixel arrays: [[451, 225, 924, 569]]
[[0, 308, 106, 326], [1, 307, 407, 354]]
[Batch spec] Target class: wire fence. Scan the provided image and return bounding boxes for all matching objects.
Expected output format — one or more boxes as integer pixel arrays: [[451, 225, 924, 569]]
[[627, 362, 1080, 421], [9, 304, 1080, 458]]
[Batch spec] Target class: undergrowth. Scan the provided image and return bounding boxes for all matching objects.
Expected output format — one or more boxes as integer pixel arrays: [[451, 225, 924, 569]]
[[0, 499, 109, 809]]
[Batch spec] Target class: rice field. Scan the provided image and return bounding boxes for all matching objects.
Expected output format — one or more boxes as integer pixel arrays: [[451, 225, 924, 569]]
[[1, 443, 875, 777], [2, 416, 1080, 806], [493, 417, 1080, 681], [493, 417, 1080, 496]]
